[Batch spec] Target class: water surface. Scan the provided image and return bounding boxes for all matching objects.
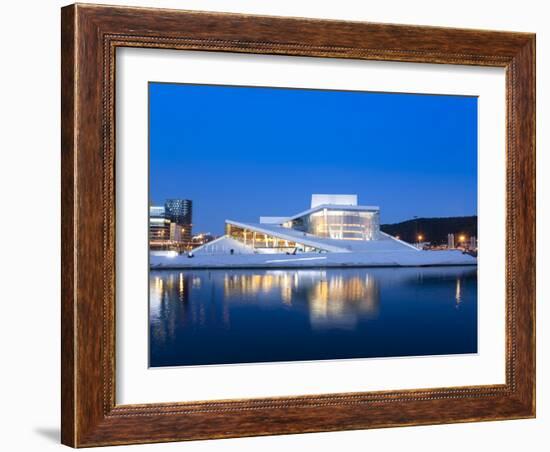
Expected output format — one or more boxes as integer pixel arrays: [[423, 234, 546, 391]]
[[149, 266, 477, 367]]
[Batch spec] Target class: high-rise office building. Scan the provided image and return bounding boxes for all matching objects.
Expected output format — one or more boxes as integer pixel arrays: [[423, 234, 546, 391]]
[[164, 199, 192, 243]]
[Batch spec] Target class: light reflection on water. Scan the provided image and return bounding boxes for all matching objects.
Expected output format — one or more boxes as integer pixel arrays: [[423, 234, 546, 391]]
[[149, 266, 477, 367], [221, 270, 380, 328]]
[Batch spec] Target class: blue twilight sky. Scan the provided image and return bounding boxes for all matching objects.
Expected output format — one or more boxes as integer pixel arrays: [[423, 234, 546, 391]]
[[149, 82, 477, 236]]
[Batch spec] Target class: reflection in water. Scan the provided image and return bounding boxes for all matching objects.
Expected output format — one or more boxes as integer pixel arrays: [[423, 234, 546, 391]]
[[221, 271, 379, 328], [309, 274, 379, 328], [149, 266, 477, 367]]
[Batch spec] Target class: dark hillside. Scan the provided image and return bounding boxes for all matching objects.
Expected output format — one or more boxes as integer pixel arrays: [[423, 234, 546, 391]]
[[381, 216, 477, 244]]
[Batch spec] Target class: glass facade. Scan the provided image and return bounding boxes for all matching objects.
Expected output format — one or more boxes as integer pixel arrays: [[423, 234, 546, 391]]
[[165, 199, 192, 243], [288, 208, 380, 240], [165, 199, 192, 225], [226, 224, 320, 253]]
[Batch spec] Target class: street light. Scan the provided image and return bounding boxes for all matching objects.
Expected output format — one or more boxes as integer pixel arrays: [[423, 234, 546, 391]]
[[417, 234, 423, 242]]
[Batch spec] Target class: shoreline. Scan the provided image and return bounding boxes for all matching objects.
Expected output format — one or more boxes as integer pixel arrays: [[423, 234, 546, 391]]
[[150, 249, 477, 270], [150, 263, 477, 270]]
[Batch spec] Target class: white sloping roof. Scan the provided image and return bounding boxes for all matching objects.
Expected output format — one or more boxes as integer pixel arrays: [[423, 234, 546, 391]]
[[286, 204, 380, 222], [259, 216, 289, 224], [191, 236, 256, 255], [225, 220, 417, 254], [256, 204, 379, 226]]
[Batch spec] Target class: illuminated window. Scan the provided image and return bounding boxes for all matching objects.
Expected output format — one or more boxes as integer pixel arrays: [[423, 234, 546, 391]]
[[290, 208, 379, 240]]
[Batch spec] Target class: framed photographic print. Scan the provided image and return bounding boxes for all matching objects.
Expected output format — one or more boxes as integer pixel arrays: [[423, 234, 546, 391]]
[[61, 3, 536, 447]]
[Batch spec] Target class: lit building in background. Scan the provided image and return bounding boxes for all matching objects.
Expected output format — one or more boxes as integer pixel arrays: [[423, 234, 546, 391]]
[[165, 199, 192, 243], [149, 206, 171, 249], [192, 232, 215, 247], [149, 200, 193, 251], [447, 233, 455, 249]]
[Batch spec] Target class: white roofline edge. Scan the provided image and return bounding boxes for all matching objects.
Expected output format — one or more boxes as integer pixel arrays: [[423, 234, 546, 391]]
[[225, 220, 348, 252]]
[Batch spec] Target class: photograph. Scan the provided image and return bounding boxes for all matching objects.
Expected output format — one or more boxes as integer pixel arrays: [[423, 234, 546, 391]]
[[49, 1, 537, 448], [148, 82, 479, 367]]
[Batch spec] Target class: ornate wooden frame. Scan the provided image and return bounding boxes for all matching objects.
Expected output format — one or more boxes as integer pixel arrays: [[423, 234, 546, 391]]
[[61, 3, 535, 447]]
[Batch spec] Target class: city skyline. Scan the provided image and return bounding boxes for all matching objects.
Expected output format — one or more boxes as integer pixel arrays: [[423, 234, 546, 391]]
[[150, 82, 478, 235]]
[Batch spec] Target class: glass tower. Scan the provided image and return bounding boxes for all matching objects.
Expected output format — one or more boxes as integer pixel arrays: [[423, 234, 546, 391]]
[[164, 199, 192, 242]]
